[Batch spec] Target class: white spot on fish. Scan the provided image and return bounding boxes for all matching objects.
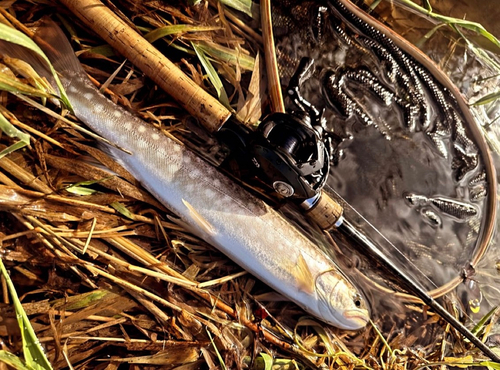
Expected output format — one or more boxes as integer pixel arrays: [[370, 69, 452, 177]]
[[113, 110, 122, 118], [213, 179, 221, 188], [174, 144, 182, 152], [94, 103, 103, 113], [152, 133, 160, 140], [84, 92, 93, 100], [188, 169, 201, 179], [183, 155, 191, 164], [205, 189, 215, 198], [138, 126, 146, 133], [124, 122, 132, 131], [68, 85, 78, 93]]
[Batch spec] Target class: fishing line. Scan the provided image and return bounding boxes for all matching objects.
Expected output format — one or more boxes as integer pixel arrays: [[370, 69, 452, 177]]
[[325, 184, 439, 290]]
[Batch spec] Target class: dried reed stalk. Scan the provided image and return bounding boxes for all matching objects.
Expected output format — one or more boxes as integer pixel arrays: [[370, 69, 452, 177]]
[[260, 0, 285, 113]]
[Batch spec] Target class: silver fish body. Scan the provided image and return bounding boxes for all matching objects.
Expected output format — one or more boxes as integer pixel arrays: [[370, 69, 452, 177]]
[[13, 22, 369, 330]]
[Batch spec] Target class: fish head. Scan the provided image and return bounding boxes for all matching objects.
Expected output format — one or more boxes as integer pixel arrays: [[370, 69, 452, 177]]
[[315, 269, 370, 330]]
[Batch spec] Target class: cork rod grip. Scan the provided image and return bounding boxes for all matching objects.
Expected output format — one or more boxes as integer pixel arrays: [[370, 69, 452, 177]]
[[305, 194, 343, 230]]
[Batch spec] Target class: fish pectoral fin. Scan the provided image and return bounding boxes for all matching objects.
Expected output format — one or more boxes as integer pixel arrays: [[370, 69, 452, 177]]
[[294, 254, 315, 295], [182, 199, 217, 236]]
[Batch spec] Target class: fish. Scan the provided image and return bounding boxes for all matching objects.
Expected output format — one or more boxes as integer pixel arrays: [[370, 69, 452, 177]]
[[0, 20, 369, 330], [404, 192, 478, 221]]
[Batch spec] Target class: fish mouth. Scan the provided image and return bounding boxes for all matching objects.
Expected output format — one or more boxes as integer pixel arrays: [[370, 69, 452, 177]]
[[342, 309, 370, 329]]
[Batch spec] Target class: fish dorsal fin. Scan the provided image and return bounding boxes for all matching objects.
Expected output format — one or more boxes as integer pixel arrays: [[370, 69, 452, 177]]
[[294, 254, 315, 294], [182, 199, 217, 236]]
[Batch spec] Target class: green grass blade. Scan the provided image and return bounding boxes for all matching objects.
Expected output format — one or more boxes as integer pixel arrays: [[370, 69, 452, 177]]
[[258, 353, 274, 370], [368, 0, 383, 12], [110, 201, 135, 220], [370, 320, 394, 357], [246, 354, 304, 370], [0, 350, 31, 370], [3, 56, 56, 97], [0, 71, 52, 98], [219, 0, 255, 18], [0, 109, 30, 158], [192, 42, 230, 108], [64, 186, 98, 195], [0, 258, 54, 370], [472, 306, 498, 335], [196, 41, 255, 71], [452, 25, 500, 73], [83, 45, 116, 57], [64, 176, 113, 195], [422, 0, 432, 12], [395, 0, 500, 52], [144, 25, 222, 43], [0, 109, 30, 143], [417, 359, 500, 369], [415, 23, 447, 48], [0, 22, 73, 112], [50, 289, 114, 310], [206, 329, 227, 370], [0, 141, 29, 159], [483, 361, 500, 369], [471, 91, 500, 106]]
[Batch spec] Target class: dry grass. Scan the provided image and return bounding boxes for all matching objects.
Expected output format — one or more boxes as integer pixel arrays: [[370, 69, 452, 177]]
[[0, 0, 498, 369]]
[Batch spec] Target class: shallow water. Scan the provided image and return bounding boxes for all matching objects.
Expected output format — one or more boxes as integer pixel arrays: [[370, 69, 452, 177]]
[[273, 0, 497, 317], [387, 0, 500, 319]]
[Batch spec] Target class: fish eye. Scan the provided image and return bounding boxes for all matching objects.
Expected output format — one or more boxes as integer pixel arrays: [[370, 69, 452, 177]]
[[353, 293, 362, 308]]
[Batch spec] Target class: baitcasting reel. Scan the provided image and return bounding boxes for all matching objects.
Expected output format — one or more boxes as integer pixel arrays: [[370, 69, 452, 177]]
[[217, 58, 333, 203], [250, 111, 329, 200]]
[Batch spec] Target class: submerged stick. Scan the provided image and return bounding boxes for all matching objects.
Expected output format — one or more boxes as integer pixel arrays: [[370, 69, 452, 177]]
[[58, 0, 231, 132]]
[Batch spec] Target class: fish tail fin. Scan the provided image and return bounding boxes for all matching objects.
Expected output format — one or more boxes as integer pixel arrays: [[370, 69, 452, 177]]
[[0, 18, 85, 88], [32, 18, 86, 77]]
